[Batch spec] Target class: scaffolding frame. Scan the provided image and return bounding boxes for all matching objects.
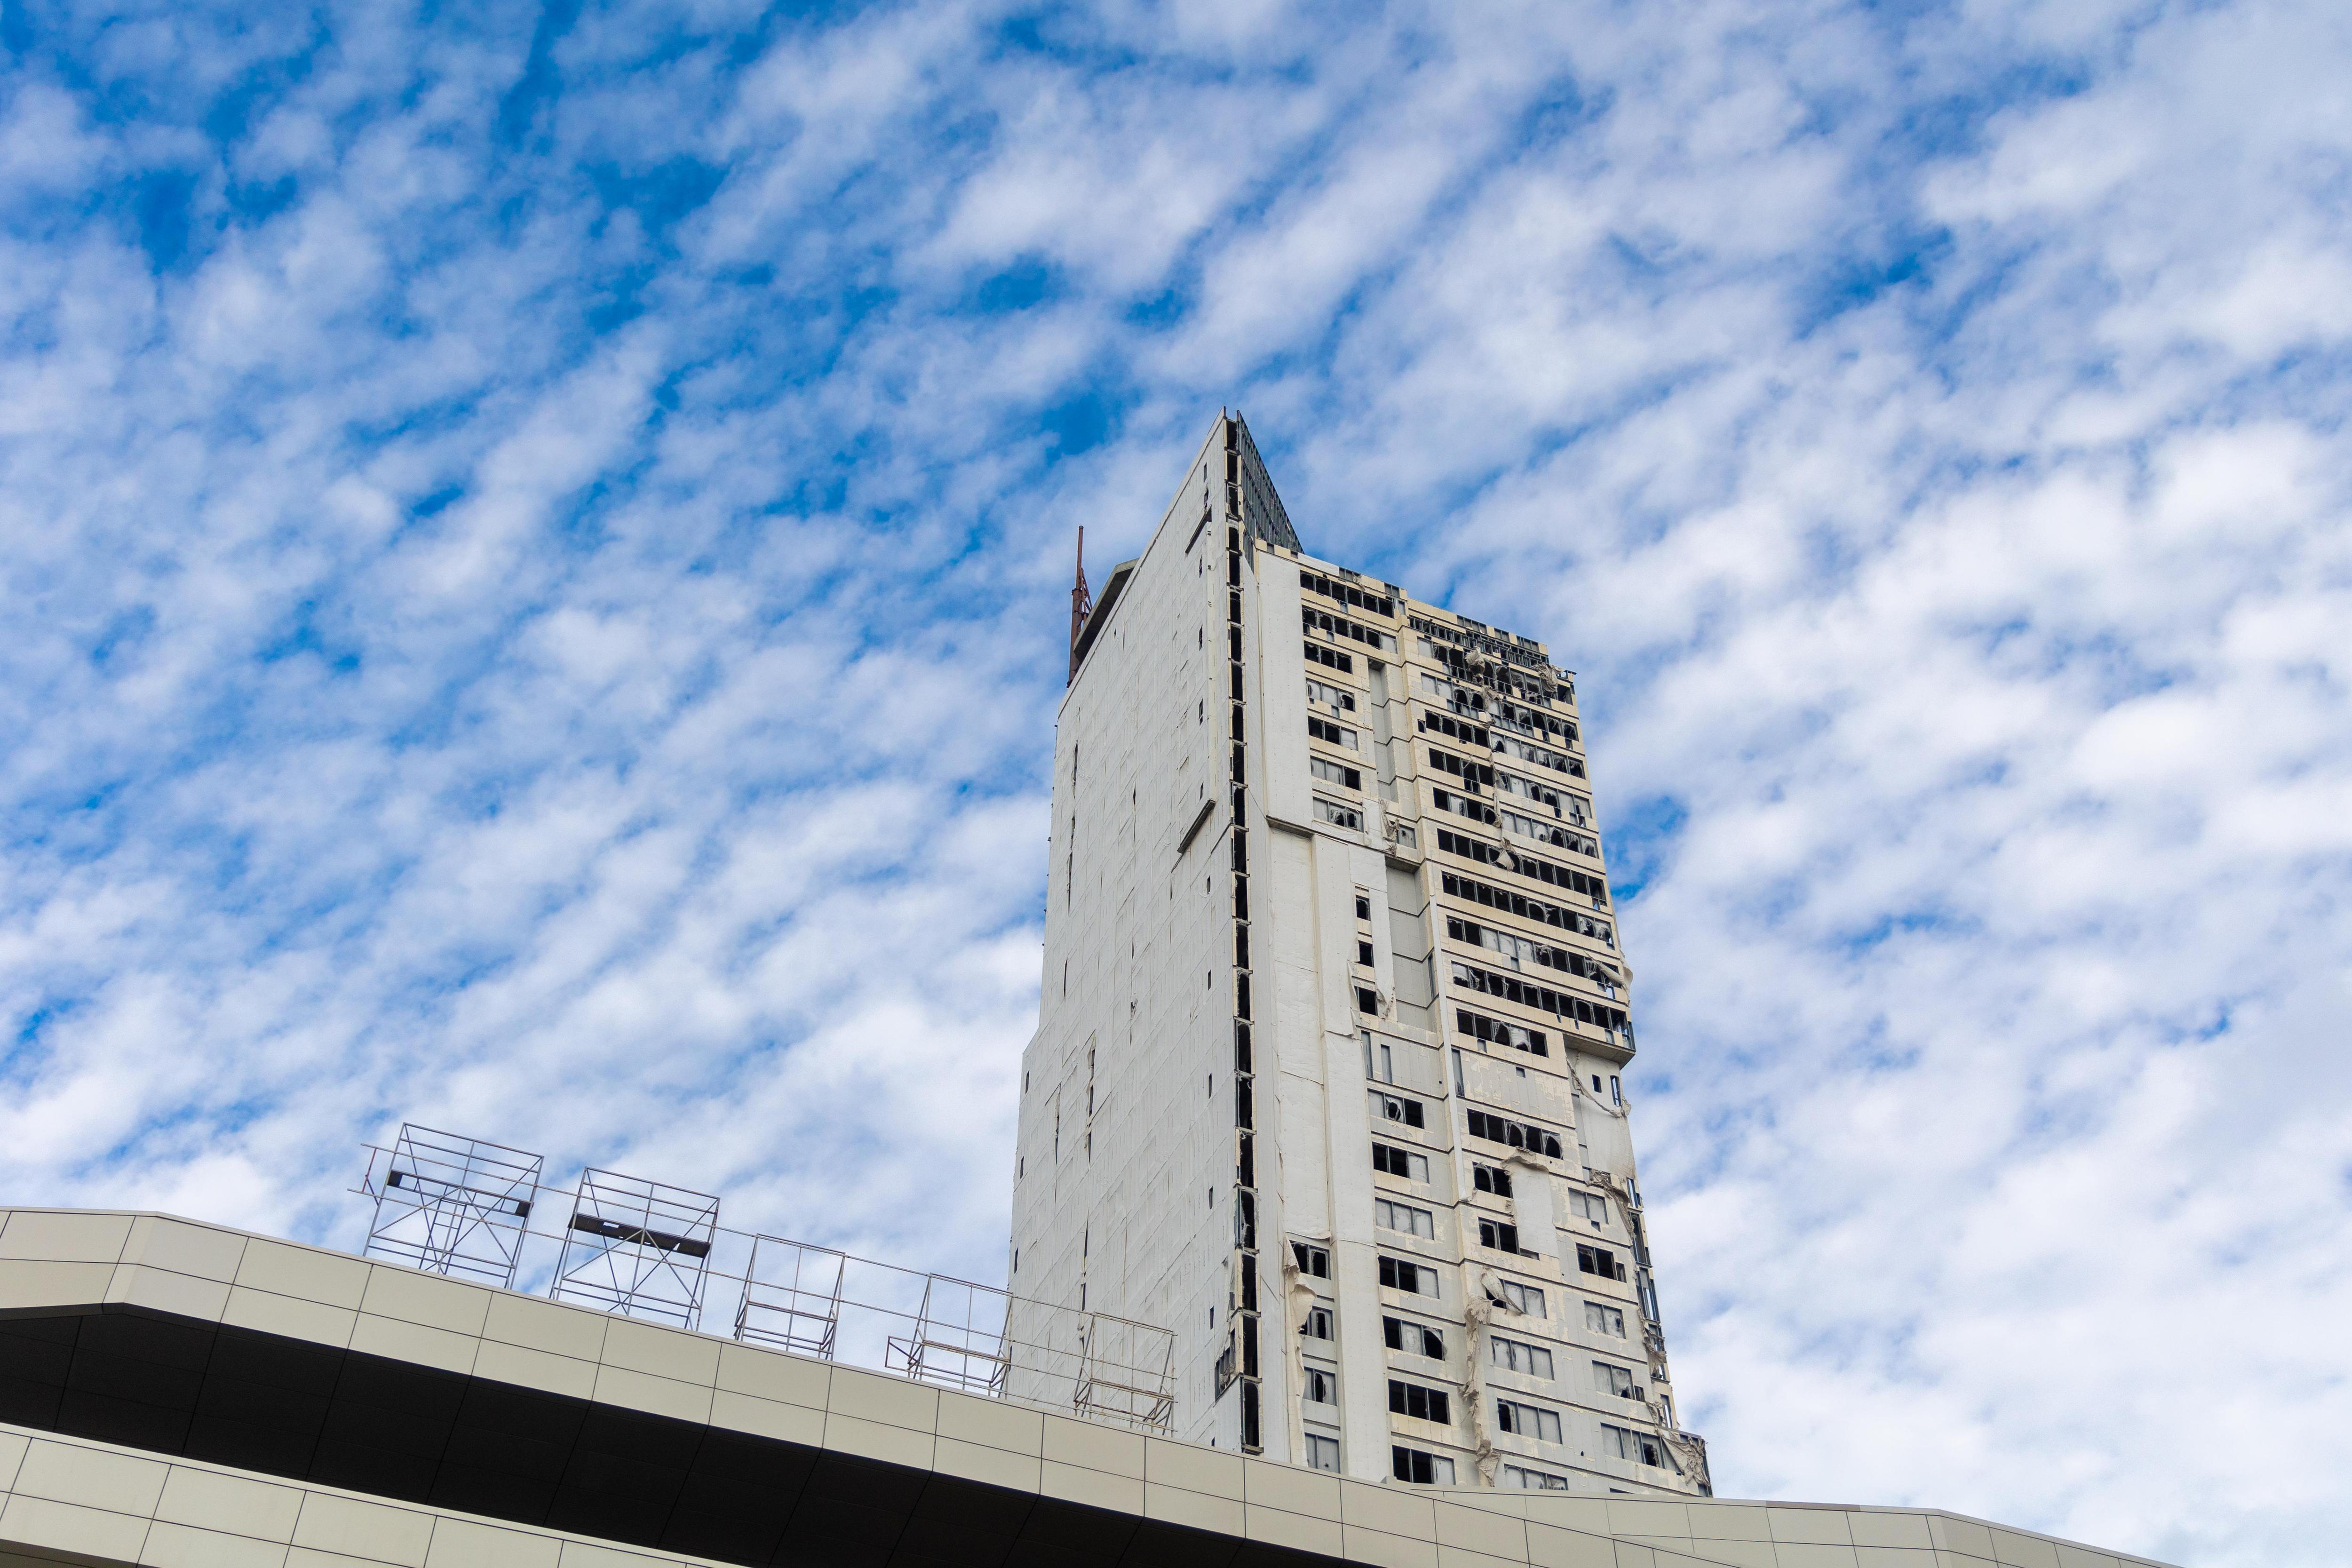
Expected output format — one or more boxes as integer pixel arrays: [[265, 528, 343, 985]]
[[736, 1234, 1175, 1432], [348, 1137, 1179, 1437], [550, 1167, 720, 1330], [359, 1126, 542, 1289]]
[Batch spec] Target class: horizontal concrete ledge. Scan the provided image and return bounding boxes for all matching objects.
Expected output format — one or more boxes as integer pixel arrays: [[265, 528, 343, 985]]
[[0, 1208, 2174, 1568]]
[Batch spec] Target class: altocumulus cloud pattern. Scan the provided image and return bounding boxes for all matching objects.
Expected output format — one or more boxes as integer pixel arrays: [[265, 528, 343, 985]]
[[2, 1, 2348, 1562]]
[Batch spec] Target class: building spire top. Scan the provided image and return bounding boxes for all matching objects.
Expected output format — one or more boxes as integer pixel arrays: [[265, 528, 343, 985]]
[[1067, 525, 1093, 685]]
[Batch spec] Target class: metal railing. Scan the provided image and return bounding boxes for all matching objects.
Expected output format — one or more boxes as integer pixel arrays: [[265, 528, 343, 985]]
[[352, 1135, 1177, 1434]]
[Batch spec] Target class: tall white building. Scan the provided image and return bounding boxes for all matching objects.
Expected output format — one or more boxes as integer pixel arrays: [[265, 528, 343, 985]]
[[1010, 414, 1708, 1498]]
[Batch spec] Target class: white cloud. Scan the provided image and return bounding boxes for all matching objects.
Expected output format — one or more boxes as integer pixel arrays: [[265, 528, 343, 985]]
[[1, 0, 2348, 1562]]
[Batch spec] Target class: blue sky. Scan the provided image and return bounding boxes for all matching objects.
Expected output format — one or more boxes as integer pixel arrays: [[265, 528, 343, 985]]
[[5, 0, 2350, 1561]]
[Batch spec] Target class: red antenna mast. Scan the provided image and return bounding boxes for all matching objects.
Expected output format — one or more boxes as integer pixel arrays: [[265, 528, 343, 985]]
[[1067, 526, 1093, 684]]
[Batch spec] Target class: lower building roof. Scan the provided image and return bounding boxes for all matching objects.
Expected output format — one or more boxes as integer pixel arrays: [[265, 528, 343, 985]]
[[0, 1209, 2169, 1568]]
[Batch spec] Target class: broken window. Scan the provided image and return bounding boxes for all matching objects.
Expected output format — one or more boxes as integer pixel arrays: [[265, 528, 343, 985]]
[[1465, 1109, 1563, 1159], [1371, 1091, 1426, 1129], [1305, 1368, 1336, 1404], [1496, 1400, 1563, 1443], [1377, 1255, 1437, 1296], [1306, 676, 1357, 713], [1391, 1446, 1454, 1485], [1375, 1198, 1435, 1240], [1292, 1242, 1330, 1279], [1316, 796, 1364, 831], [1493, 732, 1580, 777], [1489, 1335, 1553, 1379], [1423, 745, 1494, 788], [1304, 642, 1354, 674], [1446, 916, 1620, 990], [1356, 939, 1375, 966], [1452, 960, 1628, 1036], [1576, 1244, 1629, 1282], [1494, 1279, 1545, 1317], [1584, 1300, 1627, 1337], [1503, 1464, 1574, 1491], [1388, 1379, 1450, 1425], [1310, 756, 1362, 791], [1439, 867, 1609, 933], [1300, 571, 1394, 618], [1472, 1163, 1513, 1197], [1308, 716, 1359, 752], [1371, 1142, 1429, 1182], [1383, 1316, 1445, 1359], [1302, 605, 1397, 653], [1430, 785, 1499, 828], [1599, 1424, 1677, 1470], [1302, 1306, 1334, 1340], [1455, 1006, 1549, 1058], [1593, 1361, 1640, 1399], [1417, 712, 1490, 748], [1355, 985, 1380, 1015], [1477, 1218, 1522, 1253]]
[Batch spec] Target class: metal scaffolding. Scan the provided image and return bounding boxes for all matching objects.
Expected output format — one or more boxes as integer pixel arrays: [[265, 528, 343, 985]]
[[549, 1166, 720, 1330], [737, 1234, 1175, 1432], [350, 1134, 1177, 1436], [359, 1126, 542, 1289]]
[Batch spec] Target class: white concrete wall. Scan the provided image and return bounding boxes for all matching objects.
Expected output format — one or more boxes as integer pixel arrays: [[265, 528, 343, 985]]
[[1019, 430, 1706, 1494]]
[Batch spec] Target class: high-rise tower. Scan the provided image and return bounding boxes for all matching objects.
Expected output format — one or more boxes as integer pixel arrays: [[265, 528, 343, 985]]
[[1009, 415, 1707, 1498]]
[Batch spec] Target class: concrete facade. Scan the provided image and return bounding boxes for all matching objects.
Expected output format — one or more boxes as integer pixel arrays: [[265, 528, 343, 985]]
[[1012, 417, 1691, 1498], [0, 1207, 2170, 1568]]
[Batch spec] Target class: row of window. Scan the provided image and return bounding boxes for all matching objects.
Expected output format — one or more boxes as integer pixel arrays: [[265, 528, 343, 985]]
[[1308, 715, 1359, 752], [1437, 830, 1609, 906], [1424, 744, 1493, 787], [1466, 1107, 1565, 1159], [1477, 1217, 1525, 1253], [1501, 804, 1601, 859], [1422, 639, 1564, 707], [1496, 697, 1575, 745], [1387, 1315, 1445, 1358], [1304, 641, 1354, 674], [1495, 765, 1569, 814], [1305, 676, 1356, 712], [1363, 1293, 1626, 1344], [1300, 569, 1395, 619], [1421, 674, 1576, 743], [1406, 613, 1552, 672], [1446, 914, 1619, 989], [1310, 755, 1362, 790], [1379, 1433, 1669, 1489], [1381, 1140, 1613, 1225], [1494, 732, 1582, 777], [1431, 788, 1603, 876], [1418, 711, 1488, 748], [1440, 868, 1606, 936], [1309, 1248, 1628, 1342], [1390, 1378, 1449, 1424], [1304, 605, 1397, 653], [1578, 1242, 1630, 1282], [1454, 959, 1633, 1035], [1455, 1005, 1549, 1057], [1316, 796, 1363, 831]]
